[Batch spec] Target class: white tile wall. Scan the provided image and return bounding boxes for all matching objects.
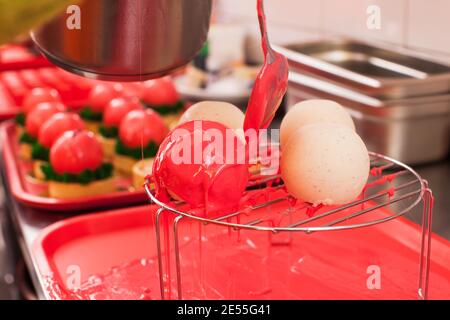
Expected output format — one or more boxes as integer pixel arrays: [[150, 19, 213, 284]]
[[265, 0, 322, 31], [214, 0, 322, 33], [407, 0, 450, 54], [321, 0, 406, 45], [214, 0, 450, 64], [214, 0, 256, 21], [213, 0, 323, 63], [245, 22, 322, 62]]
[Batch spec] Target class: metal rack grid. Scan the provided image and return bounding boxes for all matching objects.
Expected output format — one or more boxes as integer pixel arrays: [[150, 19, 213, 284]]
[[145, 151, 433, 300]]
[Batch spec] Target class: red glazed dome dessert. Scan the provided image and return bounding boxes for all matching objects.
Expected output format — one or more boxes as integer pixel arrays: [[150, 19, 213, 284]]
[[153, 120, 249, 215], [113, 109, 169, 175], [44, 130, 115, 199]]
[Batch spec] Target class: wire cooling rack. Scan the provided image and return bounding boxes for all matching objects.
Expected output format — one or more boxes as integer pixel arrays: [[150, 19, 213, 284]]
[[145, 151, 433, 300]]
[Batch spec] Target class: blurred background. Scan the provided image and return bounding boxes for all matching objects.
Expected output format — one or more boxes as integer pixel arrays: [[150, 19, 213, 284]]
[[0, 0, 448, 300], [214, 0, 450, 64]]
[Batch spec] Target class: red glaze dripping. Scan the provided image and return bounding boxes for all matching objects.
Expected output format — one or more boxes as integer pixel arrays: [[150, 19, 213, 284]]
[[370, 166, 383, 176], [152, 120, 249, 215], [243, 0, 288, 132], [387, 187, 395, 198], [361, 172, 399, 209], [39, 189, 444, 300], [152, 0, 287, 216], [370, 164, 393, 177], [306, 204, 323, 218], [364, 172, 398, 189]]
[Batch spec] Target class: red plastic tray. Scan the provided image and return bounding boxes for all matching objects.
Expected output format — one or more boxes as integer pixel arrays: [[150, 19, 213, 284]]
[[32, 201, 450, 300], [1, 121, 148, 211], [0, 45, 52, 72]]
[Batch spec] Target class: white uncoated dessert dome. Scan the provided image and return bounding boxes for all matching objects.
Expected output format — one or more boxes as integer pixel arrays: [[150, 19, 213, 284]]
[[281, 123, 369, 205], [280, 99, 355, 146]]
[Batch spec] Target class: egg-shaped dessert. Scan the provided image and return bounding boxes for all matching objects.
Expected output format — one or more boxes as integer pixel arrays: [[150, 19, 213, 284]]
[[281, 123, 369, 205], [280, 99, 355, 146], [178, 101, 245, 141]]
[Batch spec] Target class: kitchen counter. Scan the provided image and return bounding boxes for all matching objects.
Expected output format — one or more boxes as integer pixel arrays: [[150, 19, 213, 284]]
[[0, 179, 21, 299], [0, 147, 449, 299]]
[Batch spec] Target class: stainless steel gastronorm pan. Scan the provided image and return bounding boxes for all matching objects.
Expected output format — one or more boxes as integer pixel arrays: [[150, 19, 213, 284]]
[[286, 72, 450, 165], [275, 39, 450, 99]]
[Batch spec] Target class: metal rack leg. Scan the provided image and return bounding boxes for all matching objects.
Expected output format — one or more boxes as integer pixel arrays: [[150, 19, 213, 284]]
[[173, 215, 184, 300], [418, 184, 433, 300], [155, 208, 166, 300]]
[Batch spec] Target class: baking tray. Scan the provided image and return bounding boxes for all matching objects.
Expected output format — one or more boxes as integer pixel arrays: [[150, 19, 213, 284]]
[[1, 121, 148, 212], [275, 38, 450, 99], [286, 72, 450, 165], [32, 200, 450, 300]]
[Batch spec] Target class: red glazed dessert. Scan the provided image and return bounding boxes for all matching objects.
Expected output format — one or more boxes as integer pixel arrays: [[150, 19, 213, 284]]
[[153, 120, 249, 215], [114, 109, 168, 175]]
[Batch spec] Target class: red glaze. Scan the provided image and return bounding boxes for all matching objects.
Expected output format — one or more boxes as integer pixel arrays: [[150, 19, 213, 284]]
[[25, 102, 67, 138], [103, 96, 143, 128], [88, 83, 124, 113], [243, 0, 288, 132], [38, 112, 85, 148], [141, 77, 179, 106], [152, 120, 249, 214], [118, 109, 168, 148], [36, 199, 449, 300], [50, 130, 103, 175], [23, 87, 61, 114]]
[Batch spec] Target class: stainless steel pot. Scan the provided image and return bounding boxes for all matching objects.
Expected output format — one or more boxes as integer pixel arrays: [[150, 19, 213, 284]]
[[30, 0, 212, 81]]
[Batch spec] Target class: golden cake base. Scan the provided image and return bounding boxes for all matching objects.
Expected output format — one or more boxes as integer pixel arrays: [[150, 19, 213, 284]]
[[84, 120, 100, 134], [132, 158, 154, 189], [99, 136, 116, 160], [48, 177, 116, 199], [163, 113, 182, 130], [33, 160, 47, 180], [19, 143, 32, 161], [113, 154, 138, 175], [16, 125, 24, 138]]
